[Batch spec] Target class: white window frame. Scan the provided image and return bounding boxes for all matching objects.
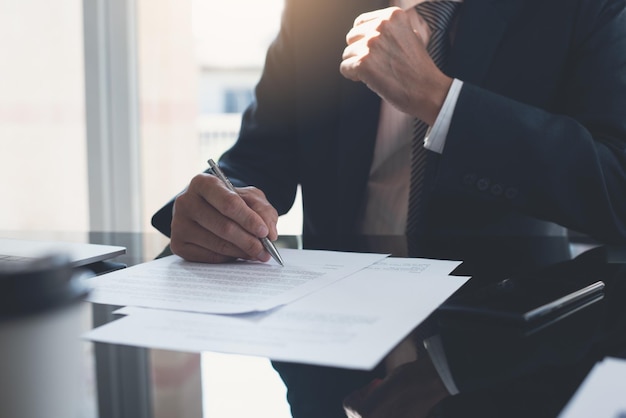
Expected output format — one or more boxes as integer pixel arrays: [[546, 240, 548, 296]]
[[84, 0, 142, 232], [83, 2, 152, 417]]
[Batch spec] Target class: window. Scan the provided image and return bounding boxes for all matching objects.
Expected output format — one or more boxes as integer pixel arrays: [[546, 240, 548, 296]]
[[0, 0, 88, 232], [137, 0, 301, 235], [223, 88, 255, 113], [1, 0, 302, 236]]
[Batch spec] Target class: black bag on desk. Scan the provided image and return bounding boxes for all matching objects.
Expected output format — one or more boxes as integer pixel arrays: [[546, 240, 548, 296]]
[[432, 248, 626, 417], [438, 274, 605, 333]]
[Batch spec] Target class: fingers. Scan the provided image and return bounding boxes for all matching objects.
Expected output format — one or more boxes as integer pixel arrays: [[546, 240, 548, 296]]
[[170, 217, 248, 264], [341, 7, 414, 83], [347, 7, 408, 47], [170, 173, 278, 263], [206, 182, 270, 239], [346, 16, 382, 46], [341, 5, 447, 124], [341, 26, 372, 82], [352, 7, 400, 27], [340, 47, 366, 82], [238, 186, 280, 241]]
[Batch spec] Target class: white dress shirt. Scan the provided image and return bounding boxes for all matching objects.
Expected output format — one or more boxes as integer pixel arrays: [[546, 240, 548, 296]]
[[357, 0, 464, 236]]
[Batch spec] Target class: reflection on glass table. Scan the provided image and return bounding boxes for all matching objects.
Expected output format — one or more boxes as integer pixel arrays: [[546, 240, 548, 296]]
[[1, 231, 625, 418]]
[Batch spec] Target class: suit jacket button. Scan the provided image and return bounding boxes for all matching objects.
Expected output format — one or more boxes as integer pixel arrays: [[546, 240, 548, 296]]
[[476, 178, 490, 191], [490, 184, 503, 196], [505, 188, 518, 199]]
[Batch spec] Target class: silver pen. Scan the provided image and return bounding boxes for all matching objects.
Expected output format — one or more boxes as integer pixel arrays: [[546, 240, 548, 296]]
[[207, 159, 285, 267]]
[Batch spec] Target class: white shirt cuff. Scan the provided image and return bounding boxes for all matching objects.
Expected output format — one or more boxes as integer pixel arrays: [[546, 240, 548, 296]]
[[424, 334, 460, 395], [424, 78, 464, 154]]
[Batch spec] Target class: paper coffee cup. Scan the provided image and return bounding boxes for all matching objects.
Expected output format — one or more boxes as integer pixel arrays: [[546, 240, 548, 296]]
[[0, 254, 90, 418]]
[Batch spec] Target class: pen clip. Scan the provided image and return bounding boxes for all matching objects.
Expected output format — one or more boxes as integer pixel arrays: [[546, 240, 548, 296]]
[[208, 159, 236, 192]]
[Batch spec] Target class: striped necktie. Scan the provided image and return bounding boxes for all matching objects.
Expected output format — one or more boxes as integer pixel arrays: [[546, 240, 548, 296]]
[[406, 1, 461, 235]]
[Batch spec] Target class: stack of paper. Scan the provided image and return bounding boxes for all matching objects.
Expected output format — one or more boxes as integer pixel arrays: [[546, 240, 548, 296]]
[[83, 249, 467, 370], [558, 357, 626, 418]]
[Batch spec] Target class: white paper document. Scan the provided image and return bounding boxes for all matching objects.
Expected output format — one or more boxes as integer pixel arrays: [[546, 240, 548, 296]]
[[84, 258, 467, 369], [86, 249, 387, 314], [559, 357, 626, 418]]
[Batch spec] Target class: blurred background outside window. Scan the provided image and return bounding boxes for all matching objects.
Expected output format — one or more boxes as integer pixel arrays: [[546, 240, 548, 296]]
[[0, 1, 295, 417], [0, 0, 88, 233], [1, 0, 302, 238]]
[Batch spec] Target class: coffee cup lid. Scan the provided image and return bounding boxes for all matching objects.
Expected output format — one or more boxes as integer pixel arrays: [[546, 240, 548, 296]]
[[0, 254, 90, 321]]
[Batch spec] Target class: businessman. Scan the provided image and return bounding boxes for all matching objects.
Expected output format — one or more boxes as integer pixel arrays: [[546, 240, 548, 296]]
[[152, 0, 626, 416]]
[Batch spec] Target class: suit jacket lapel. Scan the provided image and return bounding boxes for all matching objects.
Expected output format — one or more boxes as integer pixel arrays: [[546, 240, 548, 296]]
[[448, 0, 525, 84]]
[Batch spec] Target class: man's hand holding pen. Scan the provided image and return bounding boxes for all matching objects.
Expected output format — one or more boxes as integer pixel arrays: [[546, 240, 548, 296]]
[[169, 164, 281, 265]]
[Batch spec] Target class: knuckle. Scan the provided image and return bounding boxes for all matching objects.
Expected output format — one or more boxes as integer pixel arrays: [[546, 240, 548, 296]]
[[218, 220, 238, 237], [242, 238, 261, 256], [366, 33, 381, 50], [240, 185, 261, 197], [386, 7, 404, 23], [189, 173, 207, 189], [389, 7, 402, 18], [220, 192, 243, 214], [259, 205, 278, 222], [216, 238, 230, 256], [254, 187, 268, 200], [190, 173, 222, 195], [173, 193, 190, 212]]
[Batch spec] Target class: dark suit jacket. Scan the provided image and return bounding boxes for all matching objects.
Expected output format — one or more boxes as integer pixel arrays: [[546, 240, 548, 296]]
[[149, 1, 626, 416], [152, 0, 626, 250]]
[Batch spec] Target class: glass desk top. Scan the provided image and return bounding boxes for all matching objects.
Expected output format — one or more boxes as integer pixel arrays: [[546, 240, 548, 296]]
[[1, 230, 624, 418]]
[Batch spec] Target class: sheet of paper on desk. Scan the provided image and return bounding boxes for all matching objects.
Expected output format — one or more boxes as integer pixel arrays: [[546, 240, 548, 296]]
[[85, 248, 388, 314], [558, 357, 626, 418], [84, 258, 466, 370]]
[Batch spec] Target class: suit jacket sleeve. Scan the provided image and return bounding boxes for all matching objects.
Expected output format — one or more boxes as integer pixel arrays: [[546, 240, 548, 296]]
[[436, 0, 626, 244], [152, 0, 304, 237]]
